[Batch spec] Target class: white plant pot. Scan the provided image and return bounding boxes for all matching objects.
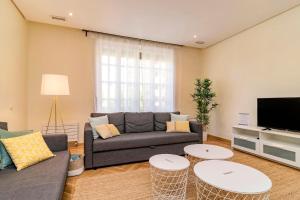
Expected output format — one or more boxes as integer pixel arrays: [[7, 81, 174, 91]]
[[203, 131, 208, 142]]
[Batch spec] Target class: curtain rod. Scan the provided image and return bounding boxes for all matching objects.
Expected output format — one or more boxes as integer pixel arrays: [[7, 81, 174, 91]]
[[82, 29, 183, 47]]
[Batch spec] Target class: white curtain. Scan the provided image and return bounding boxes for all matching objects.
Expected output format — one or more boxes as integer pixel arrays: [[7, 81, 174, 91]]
[[140, 41, 174, 112], [95, 35, 175, 112]]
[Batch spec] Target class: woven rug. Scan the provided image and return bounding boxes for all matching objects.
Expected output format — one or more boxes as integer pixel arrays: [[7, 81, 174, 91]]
[[72, 168, 196, 200]]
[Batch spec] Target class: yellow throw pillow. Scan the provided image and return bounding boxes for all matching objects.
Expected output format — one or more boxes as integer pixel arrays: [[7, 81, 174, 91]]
[[0, 131, 55, 171], [107, 124, 120, 136], [95, 124, 113, 139], [175, 121, 191, 132], [166, 121, 190, 133], [166, 121, 176, 132], [95, 124, 120, 139]]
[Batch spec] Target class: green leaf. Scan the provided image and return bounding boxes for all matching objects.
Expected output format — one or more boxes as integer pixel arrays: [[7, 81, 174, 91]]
[[191, 78, 218, 126]]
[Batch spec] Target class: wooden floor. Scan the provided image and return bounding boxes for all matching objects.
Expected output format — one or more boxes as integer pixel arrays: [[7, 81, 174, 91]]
[[64, 136, 300, 200]]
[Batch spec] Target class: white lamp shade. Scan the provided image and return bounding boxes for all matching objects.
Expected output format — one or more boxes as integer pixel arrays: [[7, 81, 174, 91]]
[[41, 74, 70, 95]]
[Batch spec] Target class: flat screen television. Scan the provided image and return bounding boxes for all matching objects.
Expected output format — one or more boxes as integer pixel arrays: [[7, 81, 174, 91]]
[[257, 97, 300, 132]]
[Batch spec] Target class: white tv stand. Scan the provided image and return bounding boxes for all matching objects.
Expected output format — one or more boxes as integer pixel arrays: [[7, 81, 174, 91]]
[[232, 125, 300, 169]]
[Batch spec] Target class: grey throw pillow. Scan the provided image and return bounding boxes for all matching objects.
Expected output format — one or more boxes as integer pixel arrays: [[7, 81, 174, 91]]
[[171, 113, 189, 121], [89, 115, 109, 139]]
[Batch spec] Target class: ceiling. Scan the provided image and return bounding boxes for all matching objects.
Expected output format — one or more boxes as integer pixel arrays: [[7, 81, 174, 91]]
[[14, 0, 300, 48]]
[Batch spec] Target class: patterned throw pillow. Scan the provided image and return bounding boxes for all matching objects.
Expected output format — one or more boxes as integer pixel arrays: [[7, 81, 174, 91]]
[[107, 124, 120, 136], [171, 113, 189, 121], [95, 124, 112, 139], [0, 129, 33, 169], [89, 116, 109, 139], [0, 131, 55, 171], [95, 124, 120, 139], [166, 121, 190, 133]]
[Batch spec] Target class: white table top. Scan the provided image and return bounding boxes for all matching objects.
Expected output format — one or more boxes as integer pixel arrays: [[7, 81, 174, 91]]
[[149, 154, 190, 171], [194, 160, 272, 194], [184, 144, 233, 160]]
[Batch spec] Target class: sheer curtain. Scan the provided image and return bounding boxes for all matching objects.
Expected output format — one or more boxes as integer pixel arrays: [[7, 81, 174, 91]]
[[140, 41, 174, 112], [95, 34, 175, 112]]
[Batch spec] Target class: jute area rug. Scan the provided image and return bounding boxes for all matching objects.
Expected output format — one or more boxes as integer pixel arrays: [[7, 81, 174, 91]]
[[73, 168, 196, 200]]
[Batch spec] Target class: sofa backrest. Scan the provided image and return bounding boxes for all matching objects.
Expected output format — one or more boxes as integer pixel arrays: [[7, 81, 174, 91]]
[[90, 112, 125, 133], [153, 112, 180, 131], [90, 112, 180, 133], [0, 122, 8, 130], [125, 112, 154, 133]]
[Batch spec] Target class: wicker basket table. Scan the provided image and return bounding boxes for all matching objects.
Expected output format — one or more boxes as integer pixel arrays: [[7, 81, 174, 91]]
[[194, 160, 272, 200], [149, 154, 190, 200], [68, 154, 84, 176], [184, 144, 233, 183]]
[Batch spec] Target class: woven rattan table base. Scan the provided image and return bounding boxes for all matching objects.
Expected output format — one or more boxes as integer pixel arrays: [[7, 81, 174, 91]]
[[150, 165, 189, 200], [185, 154, 204, 184]]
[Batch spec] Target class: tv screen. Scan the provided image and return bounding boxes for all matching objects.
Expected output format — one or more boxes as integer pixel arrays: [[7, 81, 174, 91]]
[[257, 98, 300, 132]]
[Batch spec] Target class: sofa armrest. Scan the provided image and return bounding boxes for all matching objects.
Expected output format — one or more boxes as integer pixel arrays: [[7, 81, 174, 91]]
[[84, 122, 93, 169], [0, 122, 8, 130], [189, 121, 203, 143], [43, 134, 68, 152]]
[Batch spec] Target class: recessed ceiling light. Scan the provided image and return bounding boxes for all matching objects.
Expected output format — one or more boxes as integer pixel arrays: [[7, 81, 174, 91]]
[[69, 12, 73, 16], [193, 35, 197, 39]]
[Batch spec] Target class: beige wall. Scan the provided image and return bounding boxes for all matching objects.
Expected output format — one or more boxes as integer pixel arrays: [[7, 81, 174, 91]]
[[0, 0, 28, 130], [5, 0, 299, 142], [175, 47, 203, 117], [27, 22, 94, 141], [201, 6, 300, 139], [6, 1, 299, 142], [26, 22, 202, 142]]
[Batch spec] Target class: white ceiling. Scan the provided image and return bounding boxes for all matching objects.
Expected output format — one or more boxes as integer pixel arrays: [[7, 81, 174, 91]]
[[14, 0, 300, 48]]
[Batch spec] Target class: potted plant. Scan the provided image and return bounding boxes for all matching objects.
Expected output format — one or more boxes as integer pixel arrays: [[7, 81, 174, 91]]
[[191, 78, 218, 141]]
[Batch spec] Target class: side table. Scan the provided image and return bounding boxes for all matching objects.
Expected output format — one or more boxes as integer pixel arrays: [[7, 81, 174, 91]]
[[194, 160, 272, 200], [184, 144, 233, 183], [149, 154, 190, 200]]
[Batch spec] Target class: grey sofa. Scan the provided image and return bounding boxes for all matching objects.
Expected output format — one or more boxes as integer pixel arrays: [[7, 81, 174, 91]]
[[0, 122, 70, 200], [84, 112, 203, 169]]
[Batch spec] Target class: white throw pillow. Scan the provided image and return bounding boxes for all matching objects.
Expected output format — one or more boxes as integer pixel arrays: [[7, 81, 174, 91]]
[[171, 113, 189, 121], [89, 115, 109, 139]]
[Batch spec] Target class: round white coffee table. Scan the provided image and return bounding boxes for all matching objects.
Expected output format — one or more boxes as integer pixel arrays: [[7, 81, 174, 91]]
[[149, 154, 190, 200], [184, 144, 233, 183], [194, 160, 272, 200]]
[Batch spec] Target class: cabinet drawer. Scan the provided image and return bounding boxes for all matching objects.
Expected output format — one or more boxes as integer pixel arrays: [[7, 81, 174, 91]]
[[260, 142, 299, 167], [232, 136, 259, 154], [263, 144, 296, 162]]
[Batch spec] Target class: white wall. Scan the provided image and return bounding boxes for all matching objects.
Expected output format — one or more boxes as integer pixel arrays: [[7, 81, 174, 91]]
[[201, 6, 300, 139], [0, 0, 28, 130]]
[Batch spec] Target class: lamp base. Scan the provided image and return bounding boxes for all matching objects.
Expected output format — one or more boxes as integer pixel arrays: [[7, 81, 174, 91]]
[[45, 96, 66, 134]]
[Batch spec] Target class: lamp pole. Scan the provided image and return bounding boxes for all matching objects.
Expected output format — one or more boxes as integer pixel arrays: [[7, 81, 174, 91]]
[[54, 96, 57, 131], [41, 74, 70, 135], [45, 96, 66, 134]]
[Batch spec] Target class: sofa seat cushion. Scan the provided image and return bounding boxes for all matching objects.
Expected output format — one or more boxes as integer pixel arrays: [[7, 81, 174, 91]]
[[0, 151, 69, 200], [93, 131, 200, 152], [125, 112, 154, 133]]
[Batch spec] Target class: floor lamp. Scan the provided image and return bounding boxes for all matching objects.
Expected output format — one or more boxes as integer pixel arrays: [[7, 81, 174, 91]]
[[41, 74, 70, 134]]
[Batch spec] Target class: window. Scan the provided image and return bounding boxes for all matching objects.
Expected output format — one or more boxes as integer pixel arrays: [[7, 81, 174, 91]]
[[95, 35, 174, 112]]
